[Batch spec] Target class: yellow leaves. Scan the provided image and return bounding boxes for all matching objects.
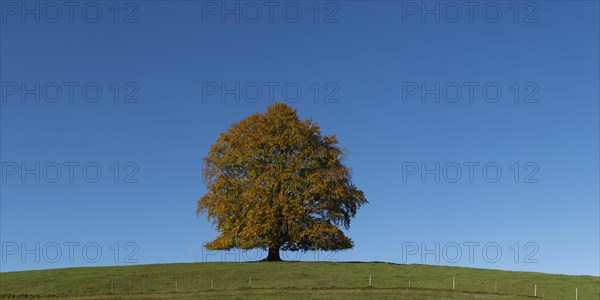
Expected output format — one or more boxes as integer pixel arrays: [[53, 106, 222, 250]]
[[197, 103, 367, 252]]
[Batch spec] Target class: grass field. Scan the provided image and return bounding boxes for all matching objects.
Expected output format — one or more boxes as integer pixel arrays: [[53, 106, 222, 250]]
[[1, 262, 598, 299]]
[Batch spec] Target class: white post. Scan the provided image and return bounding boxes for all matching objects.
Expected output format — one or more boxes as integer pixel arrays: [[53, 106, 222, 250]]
[[175, 280, 178, 292], [369, 275, 372, 286], [211, 278, 214, 290], [452, 277, 455, 290], [111, 283, 114, 293], [534, 284, 537, 297], [408, 276, 411, 289], [249, 276, 252, 288], [576, 287, 578, 300]]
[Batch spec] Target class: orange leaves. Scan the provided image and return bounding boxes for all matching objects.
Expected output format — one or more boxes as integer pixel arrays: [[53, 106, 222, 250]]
[[197, 103, 367, 252]]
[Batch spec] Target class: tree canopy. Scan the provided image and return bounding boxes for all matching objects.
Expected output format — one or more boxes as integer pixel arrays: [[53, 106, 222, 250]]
[[197, 103, 367, 261]]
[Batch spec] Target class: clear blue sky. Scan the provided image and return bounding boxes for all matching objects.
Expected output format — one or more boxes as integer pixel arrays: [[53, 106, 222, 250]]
[[1, 1, 598, 276]]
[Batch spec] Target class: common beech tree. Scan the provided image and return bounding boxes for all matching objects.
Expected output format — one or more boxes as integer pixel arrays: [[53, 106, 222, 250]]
[[197, 103, 367, 261]]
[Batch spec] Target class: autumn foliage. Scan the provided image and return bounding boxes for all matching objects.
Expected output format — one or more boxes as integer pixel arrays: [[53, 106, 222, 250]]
[[197, 103, 367, 261]]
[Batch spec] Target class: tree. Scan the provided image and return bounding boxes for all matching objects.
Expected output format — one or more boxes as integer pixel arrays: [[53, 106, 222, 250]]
[[197, 103, 367, 261]]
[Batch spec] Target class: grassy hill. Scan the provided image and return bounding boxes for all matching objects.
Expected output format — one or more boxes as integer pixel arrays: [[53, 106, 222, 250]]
[[1, 262, 598, 299]]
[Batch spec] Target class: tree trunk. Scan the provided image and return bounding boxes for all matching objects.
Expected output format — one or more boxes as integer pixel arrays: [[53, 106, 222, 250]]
[[263, 246, 282, 261]]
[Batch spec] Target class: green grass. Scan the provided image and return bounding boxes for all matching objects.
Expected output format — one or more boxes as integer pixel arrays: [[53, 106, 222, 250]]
[[1, 262, 598, 299]]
